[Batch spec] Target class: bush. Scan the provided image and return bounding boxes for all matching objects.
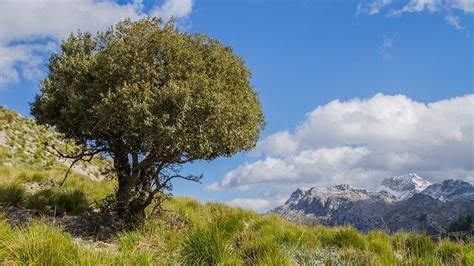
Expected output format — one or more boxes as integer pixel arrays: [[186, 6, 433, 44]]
[[26, 188, 88, 215], [58, 189, 88, 214], [0, 184, 26, 206], [449, 214, 474, 232]]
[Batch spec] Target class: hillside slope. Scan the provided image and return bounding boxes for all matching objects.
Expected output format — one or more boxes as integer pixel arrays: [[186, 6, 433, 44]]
[[0, 106, 110, 181]]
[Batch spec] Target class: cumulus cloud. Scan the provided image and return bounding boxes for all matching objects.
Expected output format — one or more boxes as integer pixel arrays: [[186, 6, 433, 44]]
[[226, 198, 272, 212], [0, 0, 194, 86], [0, 42, 57, 86], [226, 193, 288, 213], [252, 130, 299, 157], [359, 0, 473, 29], [150, 0, 194, 21], [210, 94, 474, 192]]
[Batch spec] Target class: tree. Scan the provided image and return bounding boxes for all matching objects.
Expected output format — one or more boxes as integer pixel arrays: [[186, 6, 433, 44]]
[[31, 18, 265, 220]]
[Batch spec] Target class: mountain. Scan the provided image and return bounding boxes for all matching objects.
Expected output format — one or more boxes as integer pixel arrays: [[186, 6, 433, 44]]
[[0, 106, 109, 181], [421, 179, 474, 202], [376, 173, 431, 200], [270, 175, 474, 234]]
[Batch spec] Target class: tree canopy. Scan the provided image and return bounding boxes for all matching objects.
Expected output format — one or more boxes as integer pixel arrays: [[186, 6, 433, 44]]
[[31, 18, 265, 219]]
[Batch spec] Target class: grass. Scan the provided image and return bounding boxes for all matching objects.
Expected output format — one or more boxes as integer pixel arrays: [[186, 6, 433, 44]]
[[25, 188, 89, 215], [0, 184, 25, 206], [0, 194, 472, 265]]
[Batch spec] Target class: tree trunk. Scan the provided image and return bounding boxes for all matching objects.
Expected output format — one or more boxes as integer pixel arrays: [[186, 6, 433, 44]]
[[116, 176, 131, 219], [113, 147, 153, 221], [116, 174, 151, 221]]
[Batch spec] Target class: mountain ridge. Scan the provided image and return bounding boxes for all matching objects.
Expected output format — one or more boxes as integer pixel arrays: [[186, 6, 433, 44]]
[[271, 174, 474, 234]]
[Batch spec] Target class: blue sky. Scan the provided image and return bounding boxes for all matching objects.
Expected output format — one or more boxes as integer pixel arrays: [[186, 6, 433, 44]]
[[1, 0, 473, 211]]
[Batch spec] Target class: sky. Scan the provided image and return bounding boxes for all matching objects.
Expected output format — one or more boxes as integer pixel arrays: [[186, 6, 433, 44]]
[[0, 0, 473, 212]]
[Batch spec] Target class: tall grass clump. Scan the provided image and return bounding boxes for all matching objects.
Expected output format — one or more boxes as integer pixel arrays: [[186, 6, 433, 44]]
[[26, 188, 88, 215], [463, 243, 474, 265], [436, 240, 464, 265], [0, 184, 26, 206], [0, 221, 79, 265], [179, 225, 241, 265], [331, 227, 367, 250]]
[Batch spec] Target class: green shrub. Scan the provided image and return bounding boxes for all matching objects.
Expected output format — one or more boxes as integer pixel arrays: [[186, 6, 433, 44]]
[[0, 184, 26, 206], [58, 189, 88, 214], [449, 214, 474, 232], [26, 188, 88, 215], [26, 188, 58, 212], [179, 225, 240, 265]]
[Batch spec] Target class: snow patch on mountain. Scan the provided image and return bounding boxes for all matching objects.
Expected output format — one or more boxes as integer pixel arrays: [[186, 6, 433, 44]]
[[376, 173, 432, 200], [421, 179, 474, 202]]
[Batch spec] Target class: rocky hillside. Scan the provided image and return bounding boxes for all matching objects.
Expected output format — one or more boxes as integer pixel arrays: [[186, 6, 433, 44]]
[[271, 175, 474, 234], [0, 106, 110, 181]]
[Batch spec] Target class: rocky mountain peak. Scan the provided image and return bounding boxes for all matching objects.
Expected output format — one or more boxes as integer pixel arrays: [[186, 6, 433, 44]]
[[271, 175, 474, 234], [377, 173, 432, 199], [285, 188, 306, 204], [421, 179, 474, 202]]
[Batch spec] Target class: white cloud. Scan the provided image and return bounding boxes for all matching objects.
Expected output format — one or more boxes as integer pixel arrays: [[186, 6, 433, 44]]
[[392, 0, 440, 15], [0, 0, 143, 42], [0, 42, 57, 86], [358, 0, 393, 15], [0, 0, 194, 86], [226, 198, 272, 212], [213, 94, 474, 192], [253, 130, 299, 157], [360, 0, 473, 29], [451, 0, 474, 13], [150, 0, 194, 21], [380, 35, 394, 59], [445, 14, 463, 29]]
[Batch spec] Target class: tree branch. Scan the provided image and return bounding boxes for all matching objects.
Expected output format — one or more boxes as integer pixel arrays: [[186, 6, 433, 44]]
[[49, 144, 105, 187]]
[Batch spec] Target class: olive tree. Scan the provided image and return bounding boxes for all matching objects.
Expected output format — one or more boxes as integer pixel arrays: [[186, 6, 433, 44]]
[[31, 18, 264, 219]]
